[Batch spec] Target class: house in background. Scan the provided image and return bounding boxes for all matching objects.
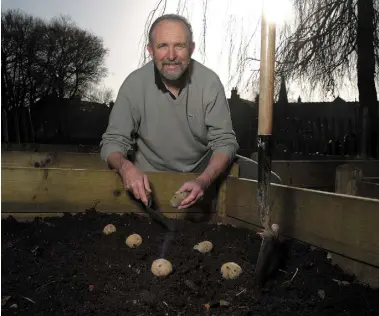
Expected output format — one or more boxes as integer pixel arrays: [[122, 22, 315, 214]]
[[228, 80, 361, 158], [31, 95, 112, 145]]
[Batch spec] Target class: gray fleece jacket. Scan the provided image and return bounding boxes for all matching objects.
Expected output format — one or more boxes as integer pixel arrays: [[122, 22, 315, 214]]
[[100, 59, 239, 173]]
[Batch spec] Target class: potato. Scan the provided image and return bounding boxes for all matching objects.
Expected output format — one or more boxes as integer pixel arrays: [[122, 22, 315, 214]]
[[125, 233, 142, 248], [220, 262, 242, 280], [103, 224, 116, 235], [193, 240, 213, 253], [170, 191, 190, 208], [151, 258, 173, 277]]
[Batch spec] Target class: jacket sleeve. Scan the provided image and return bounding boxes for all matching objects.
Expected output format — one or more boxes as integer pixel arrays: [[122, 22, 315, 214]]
[[204, 78, 239, 160], [100, 79, 140, 163]]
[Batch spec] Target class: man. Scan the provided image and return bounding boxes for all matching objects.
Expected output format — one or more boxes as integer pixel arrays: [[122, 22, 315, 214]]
[[100, 14, 239, 209]]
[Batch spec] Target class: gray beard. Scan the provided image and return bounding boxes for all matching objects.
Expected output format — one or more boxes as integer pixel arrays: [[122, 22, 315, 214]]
[[161, 71, 182, 81], [159, 64, 186, 81]]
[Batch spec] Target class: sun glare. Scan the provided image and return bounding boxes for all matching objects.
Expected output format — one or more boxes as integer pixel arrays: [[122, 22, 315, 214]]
[[262, 0, 293, 24]]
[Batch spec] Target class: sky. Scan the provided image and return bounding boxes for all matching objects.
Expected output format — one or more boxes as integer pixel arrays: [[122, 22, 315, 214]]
[[1, 0, 363, 102]]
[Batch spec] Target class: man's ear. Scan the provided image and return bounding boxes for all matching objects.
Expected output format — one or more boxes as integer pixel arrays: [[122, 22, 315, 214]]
[[147, 43, 154, 58], [189, 41, 195, 56]]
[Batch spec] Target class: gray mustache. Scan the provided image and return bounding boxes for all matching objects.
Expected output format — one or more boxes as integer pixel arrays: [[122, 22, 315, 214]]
[[163, 61, 181, 65]]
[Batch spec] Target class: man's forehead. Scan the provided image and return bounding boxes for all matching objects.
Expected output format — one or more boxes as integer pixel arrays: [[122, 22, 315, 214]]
[[151, 20, 190, 42]]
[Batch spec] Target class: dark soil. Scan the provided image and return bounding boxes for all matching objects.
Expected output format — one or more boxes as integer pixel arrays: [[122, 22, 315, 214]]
[[2, 210, 378, 316]]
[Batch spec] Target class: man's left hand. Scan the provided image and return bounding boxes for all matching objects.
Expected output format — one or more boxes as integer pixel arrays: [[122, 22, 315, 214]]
[[176, 178, 208, 209]]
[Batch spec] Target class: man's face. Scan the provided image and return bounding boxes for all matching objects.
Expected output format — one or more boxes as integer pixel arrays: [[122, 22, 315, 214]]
[[148, 20, 195, 81]]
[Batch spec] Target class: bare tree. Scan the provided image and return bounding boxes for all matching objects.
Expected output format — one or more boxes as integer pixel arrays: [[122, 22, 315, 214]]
[[1, 9, 109, 143], [1, 9, 47, 142], [276, 0, 379, 158], [83, 83, 114, 104], [42, 15, 108, 100]]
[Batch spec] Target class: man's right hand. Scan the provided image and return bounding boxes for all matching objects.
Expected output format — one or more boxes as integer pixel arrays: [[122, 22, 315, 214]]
[[120, 162, 151, 206], [107, 152, 151, 206]]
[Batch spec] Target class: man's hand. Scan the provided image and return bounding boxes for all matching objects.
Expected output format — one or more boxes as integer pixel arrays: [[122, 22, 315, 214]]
[[176, 178, 208, 209], [120, 163, 151, 205], [175, 152, 233, 209], [107, 152, 151, 205]]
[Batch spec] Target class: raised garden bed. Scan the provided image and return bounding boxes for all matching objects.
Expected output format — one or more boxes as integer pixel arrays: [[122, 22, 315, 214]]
[[2, 210, 378, 315]]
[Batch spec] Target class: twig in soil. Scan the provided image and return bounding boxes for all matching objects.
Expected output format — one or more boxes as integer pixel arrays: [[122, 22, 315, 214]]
[[163, 301, 169, 307], [236, 288, 246, 297], [36, 280, 58, 291], [281, 268, 299, 286], [289, 268, 299, 282], [332, 279, 350, 286], [20, 296, 36, 304]]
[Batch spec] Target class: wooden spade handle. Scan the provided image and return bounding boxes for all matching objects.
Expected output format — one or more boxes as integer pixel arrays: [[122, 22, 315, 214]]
[[258, 16, 276, 136]]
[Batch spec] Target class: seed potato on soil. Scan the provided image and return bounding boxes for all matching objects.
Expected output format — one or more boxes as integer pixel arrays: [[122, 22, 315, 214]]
[[126, 233, 143, 248], [193, 240, 213, 253], [1, 210, 379, 316], [103, 223, 116, 235], [221, 262, 243, 280], [151, 258, 173, 277]]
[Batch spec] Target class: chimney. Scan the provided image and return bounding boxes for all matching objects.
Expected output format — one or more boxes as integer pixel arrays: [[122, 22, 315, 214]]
[[230, 87, 239, 100]]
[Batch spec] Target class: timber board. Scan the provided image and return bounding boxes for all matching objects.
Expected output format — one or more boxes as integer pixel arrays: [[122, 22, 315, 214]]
[[271, 160, 379, 189], [3, 151, 379, 190], [225, 177, 379, 267], [1, 167, 216, 220], [1, 151, 104, 169]]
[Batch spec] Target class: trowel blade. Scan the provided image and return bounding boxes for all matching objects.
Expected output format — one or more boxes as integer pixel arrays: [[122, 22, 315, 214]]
[[144, 201, 177, 232]]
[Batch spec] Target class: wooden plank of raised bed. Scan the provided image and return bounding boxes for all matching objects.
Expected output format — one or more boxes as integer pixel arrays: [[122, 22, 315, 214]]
[[1, 151, 105, 170], [225, 177, 379, 267], [271, 160, 379, 189], [1, 151, 241, 175], [333, 164, 379, 288], [1, 167, 216, 219], [4, 151, 379, 190]]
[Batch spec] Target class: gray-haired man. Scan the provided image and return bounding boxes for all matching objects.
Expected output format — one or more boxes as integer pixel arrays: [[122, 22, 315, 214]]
[[101, 14, 239, 209]]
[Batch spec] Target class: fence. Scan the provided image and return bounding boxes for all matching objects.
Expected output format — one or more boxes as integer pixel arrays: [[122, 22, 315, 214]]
[[239, 116, 360, 159]]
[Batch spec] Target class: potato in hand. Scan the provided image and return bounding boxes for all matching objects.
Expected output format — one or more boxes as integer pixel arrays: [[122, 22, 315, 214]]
[[170, 191, 190, 208]]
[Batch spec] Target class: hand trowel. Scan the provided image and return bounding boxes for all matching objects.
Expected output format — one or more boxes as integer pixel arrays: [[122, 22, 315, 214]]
[[143, 191, 177, 232]]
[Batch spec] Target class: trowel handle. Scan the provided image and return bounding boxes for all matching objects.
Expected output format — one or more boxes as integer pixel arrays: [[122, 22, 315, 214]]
[[145, 191, 153, 207]]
